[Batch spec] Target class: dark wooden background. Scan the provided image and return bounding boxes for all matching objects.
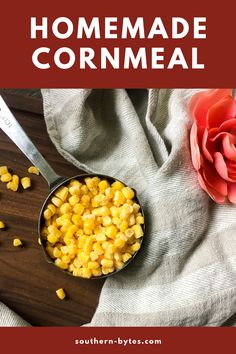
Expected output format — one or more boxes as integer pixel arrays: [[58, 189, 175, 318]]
[[0, 90, 104, 326]]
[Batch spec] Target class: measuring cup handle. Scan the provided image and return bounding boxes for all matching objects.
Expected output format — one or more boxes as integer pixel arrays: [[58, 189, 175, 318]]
[[0, 95, 64, 190]]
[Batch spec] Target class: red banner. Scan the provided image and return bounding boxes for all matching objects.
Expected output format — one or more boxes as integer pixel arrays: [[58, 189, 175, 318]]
[[0, 327, 235, 354], [0, 0, 235, 87]]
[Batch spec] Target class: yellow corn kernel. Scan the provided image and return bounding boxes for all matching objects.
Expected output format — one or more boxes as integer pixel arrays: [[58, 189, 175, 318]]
[[81, 268, 92, 278], [28, 166, 40, 175], [80, 185, 89, 195], [0, 166, 8, 176], [122, 187, 135, 200], [110, 206, 120, 217], [115, 260, 124, 269], [0, 221, 6, 229], [44, 209, 52, 220], [114, 238, 126, 249], [71, 214, 82, 226], [98, 180, 110, 192], [112, 180, 125, 191], [111, 217, 120, 226], [53, 247, 62, 258], [46, 245, 55, 258], [81, 194, 90, 207], [113, 190, 126, 206], [104, 250, 113, 260], [73, 257, 82, 268], [125, 228, 134, 238], [105, 187, 115, 199], [130, 242, 141, 252], [114, 251, 122, 261], [55, 258, 68, 270], [1, 172, 12, 183], [73, 203, 84, 215], [61, 245, 69, 254], [102, 216, 112, 227], [55, 186, 69, 202], [129, 214, 136, 226], [7, 175, 19, 192], [60, 203, 71, 214], [68, 195, 80, 206], [133, 203, 141, 213], [47, 204, 57, 215], [69, 185, 81, 196], [122, 252, 132, 262], [101, 259, 114, 268], [21, 177, 31, 190], [62, 254, 71, 264], [120, 220, 129, 233], [105, 225, 118, 240], [83, 219, 95, 230], [13, 238, 22, 247], [136, 215, 144, 224], [101, 241, 109, 250], [132, 224, 144, 238], [90, 251, 99, 261], [92, 268, 102, 277], [95, 233, 107, 242], [102, 266, 115, 275], [56, 288, 66, 300], [69, 179, 82, 187], [107, 243, 117, 254], [93, 242, 104, 255], [88, 261, 100, 270], [79, 252, 90, 263], [51, 196, 63, 208], [72, 267, 83, 277], [47, 234, 58, 244], [116, 232, 128, 242], [92, 206, 110, 217]]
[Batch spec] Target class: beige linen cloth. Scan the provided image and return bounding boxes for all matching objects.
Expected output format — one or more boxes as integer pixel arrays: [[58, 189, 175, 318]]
[[1, 89, 236, 326]]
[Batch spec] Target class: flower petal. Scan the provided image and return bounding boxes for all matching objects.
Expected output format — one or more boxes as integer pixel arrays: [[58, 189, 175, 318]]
[[214, 152, 234, 182], [189, 89, 232, 127], [222, 135, 236, 161], [207, 96, 236, 129], [197, 170, 226, 204], [203, 163, 227, 196], [218, 118, 236, 133], [202, 129, 214, 162], [228, 183, 236, 203], [190, 122, 203, 170]]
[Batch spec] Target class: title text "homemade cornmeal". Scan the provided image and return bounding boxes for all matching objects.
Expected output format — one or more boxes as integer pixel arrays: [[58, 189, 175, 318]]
[[30, 17, 207, 70]]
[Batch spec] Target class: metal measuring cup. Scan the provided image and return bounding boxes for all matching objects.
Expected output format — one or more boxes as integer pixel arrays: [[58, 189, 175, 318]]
[[0, 95, 145, 279]]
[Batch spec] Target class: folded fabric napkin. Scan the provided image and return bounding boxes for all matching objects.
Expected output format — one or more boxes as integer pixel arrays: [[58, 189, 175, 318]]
[[40, 88, 236, 326], [0, 302, 29, 326]]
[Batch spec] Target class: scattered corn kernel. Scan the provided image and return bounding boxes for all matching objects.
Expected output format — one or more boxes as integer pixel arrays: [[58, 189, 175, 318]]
[[1, 173, 12, 183], [43, 176, 144, 278], [0, 166, 8, 176], [0, 221, 6, 229], [28, 166, 40, 175], [7, 175, 19, 192], [13, 238, 22, 247], [56, 288, 66, 300], [21, 177, 31, 189]]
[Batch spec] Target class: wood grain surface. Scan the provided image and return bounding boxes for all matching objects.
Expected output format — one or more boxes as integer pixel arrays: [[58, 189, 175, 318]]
[[0, 96, 104, 326]]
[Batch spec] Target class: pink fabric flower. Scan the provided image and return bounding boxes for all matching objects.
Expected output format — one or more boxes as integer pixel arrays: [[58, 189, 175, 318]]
[[189, 89, 236, 204]]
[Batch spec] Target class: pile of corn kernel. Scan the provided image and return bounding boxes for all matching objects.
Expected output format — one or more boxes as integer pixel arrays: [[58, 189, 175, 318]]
[[0, 165, 39, 192], [42, 177, 144, 278], [0, 165, 40, 247]]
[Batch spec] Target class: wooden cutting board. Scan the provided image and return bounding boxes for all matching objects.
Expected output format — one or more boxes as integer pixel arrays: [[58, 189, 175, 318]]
[[0, 91, 104, 326]]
